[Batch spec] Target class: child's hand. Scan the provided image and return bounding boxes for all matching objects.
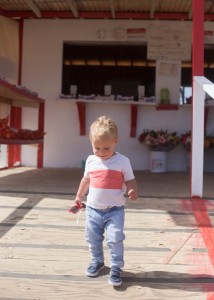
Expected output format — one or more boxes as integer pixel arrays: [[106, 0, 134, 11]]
[[74, 196, 83, 207], [128, 189, 137, 201]]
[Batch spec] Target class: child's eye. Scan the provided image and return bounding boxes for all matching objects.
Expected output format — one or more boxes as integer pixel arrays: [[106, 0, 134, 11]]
[[104, 148, 110, 150]]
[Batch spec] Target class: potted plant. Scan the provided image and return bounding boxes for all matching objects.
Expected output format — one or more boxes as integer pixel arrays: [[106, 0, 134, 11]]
[[181, 130, 213, 152], [138, 129, 180, 152], [138, 129, 180, 173], [180, 130, 191, 152]]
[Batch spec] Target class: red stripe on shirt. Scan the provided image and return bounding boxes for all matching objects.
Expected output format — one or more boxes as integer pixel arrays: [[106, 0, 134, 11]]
[[90, 169, 123, 189]]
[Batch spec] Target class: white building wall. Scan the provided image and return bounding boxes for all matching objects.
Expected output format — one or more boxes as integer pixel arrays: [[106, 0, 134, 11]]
[[19, 19, 214, 171]]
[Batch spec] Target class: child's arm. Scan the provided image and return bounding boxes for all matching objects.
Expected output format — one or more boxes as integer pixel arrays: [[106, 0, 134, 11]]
[[125, 178, 138, 201], [74, 177, 90, 206]]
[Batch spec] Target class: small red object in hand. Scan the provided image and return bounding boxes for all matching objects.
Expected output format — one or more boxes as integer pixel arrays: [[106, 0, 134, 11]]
[[68, 202, 86, 214]]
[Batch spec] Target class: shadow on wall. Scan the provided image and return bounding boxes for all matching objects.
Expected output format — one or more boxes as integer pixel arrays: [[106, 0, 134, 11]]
[[0, 56, 18, 81]]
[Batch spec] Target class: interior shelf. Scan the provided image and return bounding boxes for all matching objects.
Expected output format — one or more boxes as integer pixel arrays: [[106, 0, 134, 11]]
[[156, 104, 179, 110], [68, 98, 157, 105]]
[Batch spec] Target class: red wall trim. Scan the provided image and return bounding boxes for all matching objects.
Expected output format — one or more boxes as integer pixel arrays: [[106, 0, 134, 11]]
[[0, 11, 194, 21], [76, 102, 86, 136], [192, 0, 204, 76]]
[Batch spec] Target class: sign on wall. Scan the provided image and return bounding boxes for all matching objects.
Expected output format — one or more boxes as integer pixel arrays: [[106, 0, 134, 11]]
[[204, 30, 214, 44], [147, 24, 191, 61], [155, 60, 181, 104], [126, 28, 147, 42]]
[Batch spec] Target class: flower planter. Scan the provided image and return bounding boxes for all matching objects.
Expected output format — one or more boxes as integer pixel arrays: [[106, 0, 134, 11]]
[[138, 130, 180, 173], [150, 151, 167, 173], [148, 144, 178, 152]]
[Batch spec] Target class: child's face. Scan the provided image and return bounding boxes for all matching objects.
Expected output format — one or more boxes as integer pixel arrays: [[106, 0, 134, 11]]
[[91, 137, 118, 160]]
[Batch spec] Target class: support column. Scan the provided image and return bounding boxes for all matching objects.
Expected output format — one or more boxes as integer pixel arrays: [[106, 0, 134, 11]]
[[8, 106, 22, 167], [37, 102, 45, 168], [191, 0, 204, 198], [8, 19, 24, 168], [191, 77, 205, 198]]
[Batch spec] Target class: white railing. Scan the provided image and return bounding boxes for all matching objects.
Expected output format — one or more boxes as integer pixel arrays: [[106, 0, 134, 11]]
[[191, 76, 214, 198]]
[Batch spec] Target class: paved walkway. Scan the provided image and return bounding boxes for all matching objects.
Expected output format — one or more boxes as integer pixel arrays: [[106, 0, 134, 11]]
[[0, 167, 213, 299]]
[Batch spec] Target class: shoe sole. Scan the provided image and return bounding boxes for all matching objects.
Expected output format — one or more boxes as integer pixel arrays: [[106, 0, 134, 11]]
[[108, 279, 122, 286], [86, 265, 105, 277]]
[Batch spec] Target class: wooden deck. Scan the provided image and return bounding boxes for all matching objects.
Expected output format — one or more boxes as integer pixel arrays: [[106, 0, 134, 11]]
[[0, 167, 214, 299]]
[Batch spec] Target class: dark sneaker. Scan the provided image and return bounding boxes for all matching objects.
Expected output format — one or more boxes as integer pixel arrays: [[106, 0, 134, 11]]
[[108, 268, 122, 286], [86, 262, 105, 277]]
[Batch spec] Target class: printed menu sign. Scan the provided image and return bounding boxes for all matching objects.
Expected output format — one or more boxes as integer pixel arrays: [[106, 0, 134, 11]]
[[147, 24, 191, 61]]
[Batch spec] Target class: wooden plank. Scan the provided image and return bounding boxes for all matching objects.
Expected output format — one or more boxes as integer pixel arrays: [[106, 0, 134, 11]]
[[0, 95, 39, 108], [0, 183, 213, 299], [0, 277, 207, 300], [0, 139, 43, 145], [0, 79, 45, 104]]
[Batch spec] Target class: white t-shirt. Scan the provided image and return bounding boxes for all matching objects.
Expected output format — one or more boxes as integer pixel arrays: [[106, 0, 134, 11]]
[[84, 152, 135, 209]]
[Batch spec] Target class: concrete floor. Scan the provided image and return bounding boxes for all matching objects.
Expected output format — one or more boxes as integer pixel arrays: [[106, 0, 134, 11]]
[[0, 167, 213, 299], [0, 167, 214, 198]]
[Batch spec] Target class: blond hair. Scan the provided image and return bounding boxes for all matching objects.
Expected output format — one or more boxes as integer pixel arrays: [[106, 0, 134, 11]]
[[89, 116, 118, 141]]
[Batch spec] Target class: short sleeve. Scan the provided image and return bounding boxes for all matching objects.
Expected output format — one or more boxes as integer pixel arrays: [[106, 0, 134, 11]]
[[83, 156, 90, 178], [123, 157, 135, 182]]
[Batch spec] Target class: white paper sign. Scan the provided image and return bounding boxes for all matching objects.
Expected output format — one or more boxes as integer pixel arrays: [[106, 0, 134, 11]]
[[147, 24, 191, 61], [204, 30, 214, 44]]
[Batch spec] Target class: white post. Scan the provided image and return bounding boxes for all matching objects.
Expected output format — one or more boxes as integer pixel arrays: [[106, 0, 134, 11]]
[[0, 145, 8, 168], [191, 76, 214, 197], [191, 77, 205, 198]]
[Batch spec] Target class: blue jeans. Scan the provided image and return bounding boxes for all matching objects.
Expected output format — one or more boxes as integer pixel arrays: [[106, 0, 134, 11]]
[[85, 206, 125, 269]]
